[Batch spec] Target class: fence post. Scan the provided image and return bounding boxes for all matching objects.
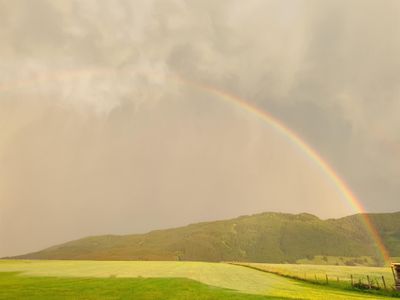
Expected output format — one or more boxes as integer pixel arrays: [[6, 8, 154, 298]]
[[315, 274, 317, 282], [350, 274, 354, 287], [375, 278, 380, 289], [382, 275, 387, 290], [326, 274, 329, 285], [392, 265, 397, 287], [367, 275, 371, 289]]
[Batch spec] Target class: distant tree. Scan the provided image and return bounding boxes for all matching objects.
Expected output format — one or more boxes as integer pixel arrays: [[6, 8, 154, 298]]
[[345, 260, 356, 266]]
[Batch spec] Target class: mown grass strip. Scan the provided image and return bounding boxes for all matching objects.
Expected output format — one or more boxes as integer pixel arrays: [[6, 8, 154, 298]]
[[231, 262, 400, 298]]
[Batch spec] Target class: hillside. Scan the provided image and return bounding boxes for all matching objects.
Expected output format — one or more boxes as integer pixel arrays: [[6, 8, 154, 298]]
[[11, 212, 400, 264]]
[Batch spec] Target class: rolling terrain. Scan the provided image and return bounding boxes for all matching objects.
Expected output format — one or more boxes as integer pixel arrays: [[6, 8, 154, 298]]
[[0, 260, 393, 299], [11, 212, 400, 264]]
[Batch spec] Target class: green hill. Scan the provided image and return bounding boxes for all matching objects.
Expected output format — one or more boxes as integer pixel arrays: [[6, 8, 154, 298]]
[[11, 212, 400, 264]]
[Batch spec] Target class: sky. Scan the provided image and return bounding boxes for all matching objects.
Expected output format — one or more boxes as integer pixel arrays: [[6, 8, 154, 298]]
[[0, 0, 399, 257]]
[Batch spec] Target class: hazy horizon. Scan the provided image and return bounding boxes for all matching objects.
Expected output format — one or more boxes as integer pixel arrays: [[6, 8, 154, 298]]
[[1, 0, 400, 257]]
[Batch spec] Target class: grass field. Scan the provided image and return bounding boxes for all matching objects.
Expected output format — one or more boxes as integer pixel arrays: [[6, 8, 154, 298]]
[[239, 262, 397, 288], [0, 260, 397, 299], [0, 272, 282, 300]]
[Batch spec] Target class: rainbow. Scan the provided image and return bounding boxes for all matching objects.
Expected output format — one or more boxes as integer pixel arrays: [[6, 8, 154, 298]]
[[178, 77, 391, 264], [0, 69, 391, 263]]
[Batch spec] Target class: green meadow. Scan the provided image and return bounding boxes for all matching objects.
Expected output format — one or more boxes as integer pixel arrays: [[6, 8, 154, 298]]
[[0, 272, 279, 300], [0, 260, 397, 299], [240, 262, 397, 287]]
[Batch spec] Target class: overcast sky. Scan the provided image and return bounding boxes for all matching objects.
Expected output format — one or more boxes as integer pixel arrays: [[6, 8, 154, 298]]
[[1, 0, 399, 257]]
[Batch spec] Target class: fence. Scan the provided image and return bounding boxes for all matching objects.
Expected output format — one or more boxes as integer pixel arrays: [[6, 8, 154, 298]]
[[392, 263, 400, 291], [231, 262, 400, 292]]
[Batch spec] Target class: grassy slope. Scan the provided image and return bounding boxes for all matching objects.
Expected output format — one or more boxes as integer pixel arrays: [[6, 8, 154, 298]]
[[12, 212, 400, 264], [0, 260, 393, 299]]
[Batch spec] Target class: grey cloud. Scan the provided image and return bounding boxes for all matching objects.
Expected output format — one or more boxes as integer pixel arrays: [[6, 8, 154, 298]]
[[0, 0, 399, 256]]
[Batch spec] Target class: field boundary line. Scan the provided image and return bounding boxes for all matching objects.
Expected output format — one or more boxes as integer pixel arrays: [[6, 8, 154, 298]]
[[227, 262, 400, 299]]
